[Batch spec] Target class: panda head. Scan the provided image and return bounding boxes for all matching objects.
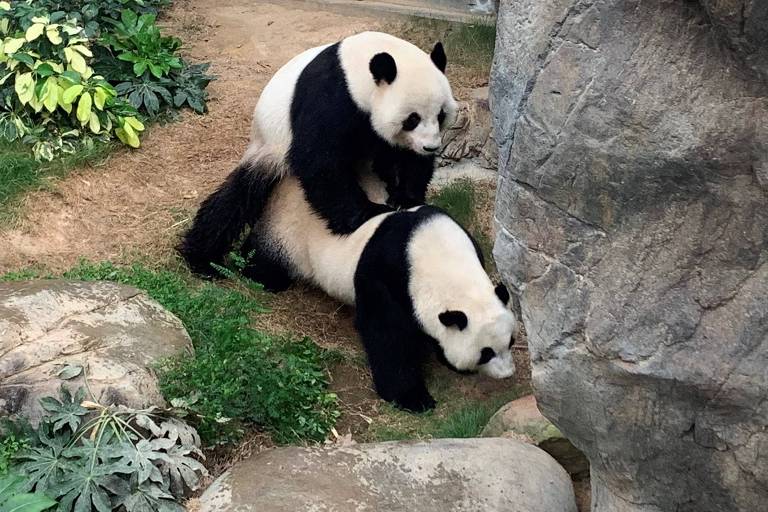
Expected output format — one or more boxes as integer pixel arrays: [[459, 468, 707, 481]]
[[341, 33, 458, 156], [367, 42, 458, 156], [435, 283, 518, 379]]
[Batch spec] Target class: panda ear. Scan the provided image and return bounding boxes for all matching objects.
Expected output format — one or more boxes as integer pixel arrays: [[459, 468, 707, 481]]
[[494, 283, 510, 306], [430, 42, 447, 73], [439, 310, 468, 330], [370, 52, 397, 85]]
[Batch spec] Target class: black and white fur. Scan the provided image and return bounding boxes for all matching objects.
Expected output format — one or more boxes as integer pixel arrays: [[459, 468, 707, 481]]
[[249, 176, 516, 412], [178, 32, 457, 276]]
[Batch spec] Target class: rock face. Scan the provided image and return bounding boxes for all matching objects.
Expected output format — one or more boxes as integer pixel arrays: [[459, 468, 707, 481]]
[[199, 438, 577, 512], [0, 280, 193, 423], [441, 87, 498, 169], [482, 395, 589, 478], [491, 1, 768, 511]]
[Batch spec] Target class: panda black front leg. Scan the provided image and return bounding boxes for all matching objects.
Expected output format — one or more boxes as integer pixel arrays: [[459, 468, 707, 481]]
[[354, 279, 436, 412]]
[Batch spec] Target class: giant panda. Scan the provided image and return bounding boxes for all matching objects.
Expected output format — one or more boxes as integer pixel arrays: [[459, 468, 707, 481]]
[[178, 31, 458, 276], [248, 176, 517, 412]]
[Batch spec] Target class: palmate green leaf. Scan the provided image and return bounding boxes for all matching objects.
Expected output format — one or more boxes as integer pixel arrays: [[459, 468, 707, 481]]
[[38, 387, 88, 434], [114, 441, 163, 486], [15, 443, 67, 496], [134, 415, 200, 449], [154, 441, 206, 498], [62, 438, 122, 469], [54, 460, 132, 512], [113, 478, 182, 512], [117, 78, 172, 117]]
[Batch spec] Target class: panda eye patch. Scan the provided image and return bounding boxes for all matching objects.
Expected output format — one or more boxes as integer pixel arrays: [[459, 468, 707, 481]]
[[437, 109, 446, 126], [478, 347, 496, 365], [402, 112, 421, 131]]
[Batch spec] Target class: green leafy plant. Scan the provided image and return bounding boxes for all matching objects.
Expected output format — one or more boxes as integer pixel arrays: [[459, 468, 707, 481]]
[[100, 10, 181, 79], [0, 472, 56, 512], [96, 10, 214, 118], [0, 0, 212, 161], [0, 4, 146, 158], [10, 386, 206, 512], [0, 431, 29, 474]]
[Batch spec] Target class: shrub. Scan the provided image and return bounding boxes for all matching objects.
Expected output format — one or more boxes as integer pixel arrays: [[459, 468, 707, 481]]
[[5, 385, 206, 512], [60, 262, 340, 445], [0, 0, 212, 160]]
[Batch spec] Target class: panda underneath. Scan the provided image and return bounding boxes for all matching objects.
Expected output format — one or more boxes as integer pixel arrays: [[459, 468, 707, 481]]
[[252, 176, 517, 412], [178, 31, 458, 277]]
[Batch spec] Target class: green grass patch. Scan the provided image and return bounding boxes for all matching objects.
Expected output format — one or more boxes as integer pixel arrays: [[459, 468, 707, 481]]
[[430, 177, 477, 227], [392, 17, 496, 75], [368, 380, 524, 442], [4, 261, 339, 446], [0, 141, 112, 224]]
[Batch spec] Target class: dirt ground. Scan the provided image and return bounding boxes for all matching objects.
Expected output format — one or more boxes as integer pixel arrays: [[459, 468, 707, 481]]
[[0, 0, 587, 508]]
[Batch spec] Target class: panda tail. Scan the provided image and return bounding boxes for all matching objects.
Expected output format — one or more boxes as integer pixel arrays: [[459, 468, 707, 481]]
[[177, 160, 281, 276]]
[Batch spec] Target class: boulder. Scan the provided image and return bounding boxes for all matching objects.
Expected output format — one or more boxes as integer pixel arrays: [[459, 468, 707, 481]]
[[482, 395, 589, 478], [441, 87, 498, 169], [491, 0, 768, 511], [199, 438, 577, 512], [0, 280, 193, 424]]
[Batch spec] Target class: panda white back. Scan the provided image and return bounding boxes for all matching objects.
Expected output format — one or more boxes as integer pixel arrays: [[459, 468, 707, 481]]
[[260, 176, 393, 304], [246, 43, 332, 162]]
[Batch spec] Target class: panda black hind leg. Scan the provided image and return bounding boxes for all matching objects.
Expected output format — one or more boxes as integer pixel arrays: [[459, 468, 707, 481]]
[[354, 279, 435, 412], [239, 230, 294, 292]]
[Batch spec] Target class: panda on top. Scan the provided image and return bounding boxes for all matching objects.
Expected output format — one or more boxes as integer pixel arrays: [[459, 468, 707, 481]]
[[252, 175, 517, 412], [178, 31, 458, 276]]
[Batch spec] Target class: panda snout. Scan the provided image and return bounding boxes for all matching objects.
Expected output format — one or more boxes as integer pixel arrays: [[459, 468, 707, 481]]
[[422, 144, 440, 153], [479, 350, 516, 380]]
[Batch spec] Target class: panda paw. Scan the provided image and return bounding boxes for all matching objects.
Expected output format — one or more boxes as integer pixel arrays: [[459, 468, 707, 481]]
[[393, 389, 437, 413]]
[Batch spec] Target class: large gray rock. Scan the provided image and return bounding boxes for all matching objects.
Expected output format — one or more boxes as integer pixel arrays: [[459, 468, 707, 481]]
[[199, 438, 577, 512], [491, 1, 768, 511], [0, 280, 192, 423]]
